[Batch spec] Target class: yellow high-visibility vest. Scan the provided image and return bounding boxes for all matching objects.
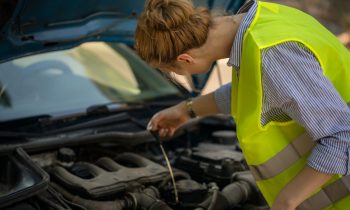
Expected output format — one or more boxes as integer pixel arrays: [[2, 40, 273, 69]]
[[231, 1, 350, 209]]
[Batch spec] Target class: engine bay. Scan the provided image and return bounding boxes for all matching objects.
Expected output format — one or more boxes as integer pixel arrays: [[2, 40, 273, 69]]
[[1, 116, 269, 210]]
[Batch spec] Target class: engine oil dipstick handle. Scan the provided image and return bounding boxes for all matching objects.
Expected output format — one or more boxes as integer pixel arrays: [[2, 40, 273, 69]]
[[149, 130, 179, 204]]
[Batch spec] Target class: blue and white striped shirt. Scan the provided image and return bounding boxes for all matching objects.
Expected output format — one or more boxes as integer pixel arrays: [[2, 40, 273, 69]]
[[214, 0, 350, 175]]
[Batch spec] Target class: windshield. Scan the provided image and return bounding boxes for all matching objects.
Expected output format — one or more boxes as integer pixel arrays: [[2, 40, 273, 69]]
[[0, 42, 180, 121]]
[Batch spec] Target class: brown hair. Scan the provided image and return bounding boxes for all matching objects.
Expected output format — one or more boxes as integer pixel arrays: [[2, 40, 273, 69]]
[[135, 0, 212, 65]]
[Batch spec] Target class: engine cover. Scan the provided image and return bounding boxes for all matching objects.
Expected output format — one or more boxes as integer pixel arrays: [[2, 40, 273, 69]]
[[175, 143, 247, 187], [51, 153, 170, 198]]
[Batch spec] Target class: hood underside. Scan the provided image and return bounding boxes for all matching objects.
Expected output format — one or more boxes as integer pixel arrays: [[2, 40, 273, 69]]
[[0, 0, 245, 63], [0, 0, 145, 63]]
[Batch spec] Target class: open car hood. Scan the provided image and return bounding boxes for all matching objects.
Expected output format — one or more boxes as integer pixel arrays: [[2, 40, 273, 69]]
[[0, 0, 244, 90]]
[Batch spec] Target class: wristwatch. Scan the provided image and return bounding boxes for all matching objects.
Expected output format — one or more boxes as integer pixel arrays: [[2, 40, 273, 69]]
[[186, 98, 197, 118]]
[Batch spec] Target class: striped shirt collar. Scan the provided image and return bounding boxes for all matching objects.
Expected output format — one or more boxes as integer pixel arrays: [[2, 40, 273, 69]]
[[227, 0, 258, 69]]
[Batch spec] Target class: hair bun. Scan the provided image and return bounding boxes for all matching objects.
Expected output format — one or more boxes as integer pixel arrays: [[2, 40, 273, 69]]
[[144, 0, 194, 31], [136, 0, 211, 64]]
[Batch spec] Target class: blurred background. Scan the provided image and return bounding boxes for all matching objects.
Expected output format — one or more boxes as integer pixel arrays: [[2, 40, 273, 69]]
[[271, 0, 350, 48], [186, 0, 350, 95]]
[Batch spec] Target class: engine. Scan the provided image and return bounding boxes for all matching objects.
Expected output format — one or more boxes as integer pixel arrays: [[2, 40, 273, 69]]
[[0, 116, 269, 210]]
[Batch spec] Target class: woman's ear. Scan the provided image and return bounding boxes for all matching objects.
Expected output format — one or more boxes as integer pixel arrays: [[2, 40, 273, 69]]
[[177, 53, 195, 64]]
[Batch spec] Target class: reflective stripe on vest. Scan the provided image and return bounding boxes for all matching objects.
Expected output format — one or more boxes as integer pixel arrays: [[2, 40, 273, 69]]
[[250, 104, 350, 181], [250, 132, 314, 181]]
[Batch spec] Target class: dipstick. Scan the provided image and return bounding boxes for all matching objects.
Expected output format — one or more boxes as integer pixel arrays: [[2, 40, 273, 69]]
[[150, 131, 179, 203]]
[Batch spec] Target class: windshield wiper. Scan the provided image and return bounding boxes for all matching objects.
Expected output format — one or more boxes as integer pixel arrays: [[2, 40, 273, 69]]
[[0, 114, 52, 127], [86, 101, 147, 115], [48, 112, 132, 134], [0, 112, 135, 138], [86, 97, 184, 115], [0, 130, 43, 138], [0, 114, 54, 137], [0, 100, 174, 138]]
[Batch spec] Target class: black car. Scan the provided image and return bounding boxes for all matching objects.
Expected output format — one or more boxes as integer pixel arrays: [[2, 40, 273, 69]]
[[0, 1, 268, 209]]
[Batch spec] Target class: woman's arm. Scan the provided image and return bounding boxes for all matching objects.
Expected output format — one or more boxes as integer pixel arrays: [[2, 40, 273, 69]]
[[272, 166, 333, 209]]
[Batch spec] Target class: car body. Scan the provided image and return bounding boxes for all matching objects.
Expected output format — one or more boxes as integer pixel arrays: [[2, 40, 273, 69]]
[[0, 1, 268, 210]]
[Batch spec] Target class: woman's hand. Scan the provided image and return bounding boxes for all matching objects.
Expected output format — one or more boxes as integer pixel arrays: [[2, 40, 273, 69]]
[[147, 101, 190, 137], [147, 92, 221, 138]]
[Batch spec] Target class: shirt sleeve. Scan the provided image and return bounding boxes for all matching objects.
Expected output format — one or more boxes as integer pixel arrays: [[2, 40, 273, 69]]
[[214, 82, 232, 115], [262, 41, 350, 175]]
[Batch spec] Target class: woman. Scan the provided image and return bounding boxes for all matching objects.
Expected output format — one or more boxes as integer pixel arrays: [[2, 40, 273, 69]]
[[135, 0, 350, 209]]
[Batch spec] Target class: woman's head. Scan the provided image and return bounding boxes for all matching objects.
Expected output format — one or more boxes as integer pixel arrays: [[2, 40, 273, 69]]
[[135, 0, 212, 74]]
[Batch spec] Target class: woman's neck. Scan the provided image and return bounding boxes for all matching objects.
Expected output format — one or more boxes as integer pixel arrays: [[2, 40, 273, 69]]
[[193, 13, 246, 62]]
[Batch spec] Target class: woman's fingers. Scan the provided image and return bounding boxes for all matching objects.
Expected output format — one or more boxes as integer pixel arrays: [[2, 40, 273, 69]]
[[147, 113, 171, 137], [147, 120, 152, 130], [147, 113, 162, 131], [159, 128, 169, 137]]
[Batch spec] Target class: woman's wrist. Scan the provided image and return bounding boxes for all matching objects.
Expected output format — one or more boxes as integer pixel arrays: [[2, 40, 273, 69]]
[[185, 98, 197, 118], [183, 93, 220, 118], [177, 101, 191, 120]]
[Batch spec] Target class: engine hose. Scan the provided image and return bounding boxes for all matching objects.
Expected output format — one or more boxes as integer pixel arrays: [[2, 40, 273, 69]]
[[221, 180, 253, 208], [51, 183, 126, 210], [207, 185, 219, 210], [126, 187, 173, 210], [195, 180, 254, 210], [52, 183, 172, 210], [158, 171, 191, 188], [194, 183, 222, 210]]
